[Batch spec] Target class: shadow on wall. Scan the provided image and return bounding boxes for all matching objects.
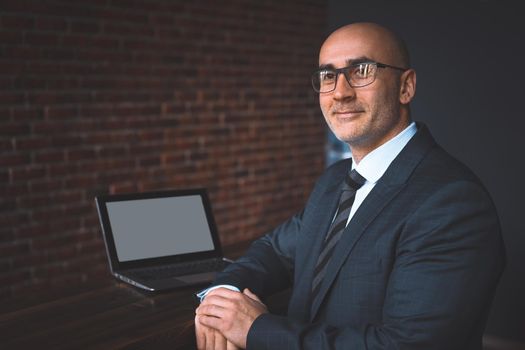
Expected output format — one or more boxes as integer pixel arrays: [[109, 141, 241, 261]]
[[325, 128, 351, 167], [482, 335, 525, 350]]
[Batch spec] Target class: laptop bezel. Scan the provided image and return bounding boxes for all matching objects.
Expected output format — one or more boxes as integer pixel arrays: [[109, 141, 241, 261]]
[[95, 188, 224, 273]]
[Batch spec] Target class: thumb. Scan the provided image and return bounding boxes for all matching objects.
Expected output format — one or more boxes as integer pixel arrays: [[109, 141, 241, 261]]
[[243, 288, 261, 302], [227, 340, 240, 350]]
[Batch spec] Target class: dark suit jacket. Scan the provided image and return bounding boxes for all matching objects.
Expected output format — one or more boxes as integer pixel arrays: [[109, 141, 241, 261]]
[[213, 123, 505, 349]]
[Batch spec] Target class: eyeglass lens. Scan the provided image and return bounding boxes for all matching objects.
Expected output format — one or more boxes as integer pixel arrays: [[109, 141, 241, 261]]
[[312, 63, 378, 93]]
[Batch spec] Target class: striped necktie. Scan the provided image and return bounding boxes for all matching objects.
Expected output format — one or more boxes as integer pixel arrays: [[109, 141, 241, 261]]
[[311, 169, 366, 304]]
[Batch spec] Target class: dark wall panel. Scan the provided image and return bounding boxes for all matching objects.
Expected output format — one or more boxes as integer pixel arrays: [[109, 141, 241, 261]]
[[327, 0, 524, 342]]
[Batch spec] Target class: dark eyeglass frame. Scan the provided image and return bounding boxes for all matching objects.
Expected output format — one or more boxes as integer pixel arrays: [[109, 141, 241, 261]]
[[311, 61, 408, 93]]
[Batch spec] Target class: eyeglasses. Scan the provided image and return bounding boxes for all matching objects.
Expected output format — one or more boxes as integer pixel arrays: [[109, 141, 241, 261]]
[[311, 61, 408, 93]]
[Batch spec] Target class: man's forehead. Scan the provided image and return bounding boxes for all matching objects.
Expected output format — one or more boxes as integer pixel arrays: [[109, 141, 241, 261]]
[[319, 57, 373, 70], [319, 39, 379, 66], [319, 29, 389, 66]]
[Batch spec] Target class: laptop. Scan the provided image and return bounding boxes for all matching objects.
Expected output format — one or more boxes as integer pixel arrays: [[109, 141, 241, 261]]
[[95, 188, 232, 292]]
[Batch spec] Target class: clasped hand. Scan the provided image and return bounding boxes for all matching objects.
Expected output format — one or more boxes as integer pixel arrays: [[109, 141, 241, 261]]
[[195, 287, 268, 349]]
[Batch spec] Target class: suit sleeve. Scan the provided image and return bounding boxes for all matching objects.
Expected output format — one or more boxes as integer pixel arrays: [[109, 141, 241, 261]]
[[211, 159, 349, 298], [246, 181, 505, 349], [212, 209, 303, 298]]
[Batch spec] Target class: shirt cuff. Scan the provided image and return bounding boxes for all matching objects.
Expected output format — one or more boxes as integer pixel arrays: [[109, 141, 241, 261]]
[[195, 284, 240, 303]]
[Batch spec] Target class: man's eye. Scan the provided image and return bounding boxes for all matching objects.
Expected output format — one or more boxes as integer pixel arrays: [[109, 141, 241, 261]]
[[320, 71, 336, 81], [354, 64, 371, 78]]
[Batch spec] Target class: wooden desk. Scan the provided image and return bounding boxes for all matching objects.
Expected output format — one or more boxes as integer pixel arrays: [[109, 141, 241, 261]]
[[0, 282, 202, 349], [2, 240, 517, 349], [0, 241, 253, 349]]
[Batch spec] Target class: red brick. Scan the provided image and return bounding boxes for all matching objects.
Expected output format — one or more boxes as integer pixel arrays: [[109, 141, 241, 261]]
[[0, 139, 13, 151], [103, 22, 154, 37], [11, 249, 49, 269], [0, 153, 30, 166], [40, 43, 76, 59], [29, 179, 63, 193], [94, 7, 149, 23], [34, 150, 65, 163], [0, 92, 25, 105], [11, 107, 44, 121], [76, 238, 105, 255], [24, 31, 59, 46], [32, 233, 79, 251], [137, 155, 160, 167], [80, 105, 114, 118], [28, 91, 92, 105], [61, 34, 119, 50], [98, 146, 128, 158], [0, 240, 31, 256], [79, 158, 135, 173], [0, 77, 11, 90], [0, 15, 34, 30], [0, 198, 16, 212], [64, 175, 98, 188], [0, 0, 327, 295], [50, 135, 83, 147], [66, 148, 96, 161], [45, 77, 81, 90], [70, 20, 100, 34], [0, 269, 31, 286], [3, 46, 37, 61], [32, 264, 65, 278], [0, 30, 24, 45], [60, 62, 95, 75], [13, 76, 47, 90], [0, 183, 29, 198], [47, 163, 80, 177], [35, 17, 68, 31], [10, 166, 46, 182], [109, 182, 138, 194]]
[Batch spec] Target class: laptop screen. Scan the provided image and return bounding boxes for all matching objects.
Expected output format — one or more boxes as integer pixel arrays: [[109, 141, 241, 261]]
[[105, 194, 215, 262]]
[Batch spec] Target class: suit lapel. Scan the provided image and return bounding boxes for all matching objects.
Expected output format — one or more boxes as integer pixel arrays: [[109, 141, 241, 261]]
[[309, 123, 436, 320], [289, 171, 345, 321], [309, 182, 404, 319], [297, 184, 341, 279]]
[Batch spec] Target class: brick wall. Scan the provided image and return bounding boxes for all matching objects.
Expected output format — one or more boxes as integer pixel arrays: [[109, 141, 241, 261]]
[[0, 0, 327, 298]]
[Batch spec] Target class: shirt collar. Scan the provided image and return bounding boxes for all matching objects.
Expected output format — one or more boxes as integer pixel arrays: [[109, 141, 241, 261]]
[[352, 122, 417, 184]]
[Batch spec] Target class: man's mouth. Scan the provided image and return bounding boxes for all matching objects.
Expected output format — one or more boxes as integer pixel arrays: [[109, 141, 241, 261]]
[[333, 110, 363, 117]]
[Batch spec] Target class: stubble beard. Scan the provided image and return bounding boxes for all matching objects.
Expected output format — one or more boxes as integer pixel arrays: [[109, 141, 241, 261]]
[[326, 96, 401, 151]]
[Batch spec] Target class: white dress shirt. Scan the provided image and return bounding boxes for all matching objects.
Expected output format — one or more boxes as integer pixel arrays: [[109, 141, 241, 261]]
[[346, 121, 417, 225]]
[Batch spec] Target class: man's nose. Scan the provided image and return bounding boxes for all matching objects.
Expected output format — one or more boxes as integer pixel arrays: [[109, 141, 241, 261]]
[[333, 73, 355, 100]]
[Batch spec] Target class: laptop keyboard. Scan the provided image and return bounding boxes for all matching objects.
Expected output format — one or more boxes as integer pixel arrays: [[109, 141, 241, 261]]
[[133, 258, 230, 280]]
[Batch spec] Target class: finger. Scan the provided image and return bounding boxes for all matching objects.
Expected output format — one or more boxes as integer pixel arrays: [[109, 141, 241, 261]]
[[197, 304, 227, 319], [243, 288, 261, 302], [214, 329, 227, 350], [208, 327, 215, 350], [227, 340, 240, 350], [198, 314, 223, 331], [200, 294, 237, 309], [195, 315, 206, 350]]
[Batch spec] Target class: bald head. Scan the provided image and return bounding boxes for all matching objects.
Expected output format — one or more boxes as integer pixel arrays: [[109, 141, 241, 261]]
[[316, 22, 417, 160], [320, 22, 410, 68]]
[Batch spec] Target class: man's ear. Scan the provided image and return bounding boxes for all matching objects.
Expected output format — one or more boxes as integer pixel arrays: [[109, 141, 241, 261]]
[[399, 69, 416, 105]]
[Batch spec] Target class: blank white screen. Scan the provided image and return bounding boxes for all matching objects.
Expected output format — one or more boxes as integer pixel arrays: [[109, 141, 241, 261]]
[[106, 195, 215, 262]]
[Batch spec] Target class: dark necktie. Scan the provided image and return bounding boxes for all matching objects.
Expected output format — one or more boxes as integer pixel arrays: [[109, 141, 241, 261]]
[[311, 169, 366, 304]]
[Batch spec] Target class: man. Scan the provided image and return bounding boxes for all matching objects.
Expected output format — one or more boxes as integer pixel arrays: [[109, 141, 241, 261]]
[[195, 22, 505, 349]]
